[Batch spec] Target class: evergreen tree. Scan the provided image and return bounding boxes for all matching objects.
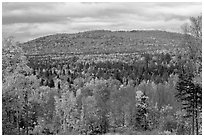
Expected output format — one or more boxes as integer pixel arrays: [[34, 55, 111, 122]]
[[176, 73, 202, 135]]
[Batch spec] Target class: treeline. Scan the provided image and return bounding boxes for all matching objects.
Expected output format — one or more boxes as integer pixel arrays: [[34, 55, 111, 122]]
[[26, 52, 184, 90]]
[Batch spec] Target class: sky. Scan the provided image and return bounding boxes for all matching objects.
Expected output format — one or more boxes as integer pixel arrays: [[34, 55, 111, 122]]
[[2, 2, 202, 42]]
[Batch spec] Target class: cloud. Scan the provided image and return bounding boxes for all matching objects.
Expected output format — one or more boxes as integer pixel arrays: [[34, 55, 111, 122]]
[[3, 15, 69, 24], [2, 2, 202, 42]]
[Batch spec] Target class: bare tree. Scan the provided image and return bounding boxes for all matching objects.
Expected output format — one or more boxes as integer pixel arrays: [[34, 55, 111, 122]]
[[181, 15, 202, 60]]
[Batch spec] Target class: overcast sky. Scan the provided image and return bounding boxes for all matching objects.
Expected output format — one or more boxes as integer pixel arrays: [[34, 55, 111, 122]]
[[2, 2, 202, 42]]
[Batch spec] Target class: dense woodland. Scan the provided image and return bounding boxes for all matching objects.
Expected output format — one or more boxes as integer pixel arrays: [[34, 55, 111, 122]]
[[2, 16, 202, 135], [21, 30, 184, 55]]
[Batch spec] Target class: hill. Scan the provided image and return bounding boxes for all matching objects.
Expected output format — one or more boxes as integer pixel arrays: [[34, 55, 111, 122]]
[[21, 30, 184, 55]]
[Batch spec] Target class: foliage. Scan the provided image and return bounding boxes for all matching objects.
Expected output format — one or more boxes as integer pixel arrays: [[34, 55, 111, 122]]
[[21, 30, 183, 55]]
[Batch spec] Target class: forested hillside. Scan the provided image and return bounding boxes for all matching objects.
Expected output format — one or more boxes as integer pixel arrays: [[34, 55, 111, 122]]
[[2, 16, 202, 135], [21, 30, 184, 55]]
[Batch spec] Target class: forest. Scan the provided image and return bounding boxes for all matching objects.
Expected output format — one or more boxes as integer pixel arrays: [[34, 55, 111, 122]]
[[2, 16, 202, 135]]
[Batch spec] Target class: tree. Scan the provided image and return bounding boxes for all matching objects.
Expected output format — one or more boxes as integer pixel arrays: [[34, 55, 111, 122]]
[[134, 90, 149, 130], [91, 79, 111, 134], [176, 72, 202, 135], [181, 15, 202, 67], [2, 36, 28, 134], [55, 90, 78, 134], [2, 70, 41, 134], [178, 15, 202, 135], [2, 36, 40, 134], [189, 16, 202, 39], [2, 36, 31, 81]]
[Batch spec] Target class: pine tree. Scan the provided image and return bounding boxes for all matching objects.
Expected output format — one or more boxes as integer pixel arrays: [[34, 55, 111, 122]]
[[178, 15, 202, 135], [176, 72, 202, 135]]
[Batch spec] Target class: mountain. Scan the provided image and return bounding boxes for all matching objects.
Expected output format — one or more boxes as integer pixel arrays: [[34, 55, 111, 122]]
[[20, 30, 184, 55]]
